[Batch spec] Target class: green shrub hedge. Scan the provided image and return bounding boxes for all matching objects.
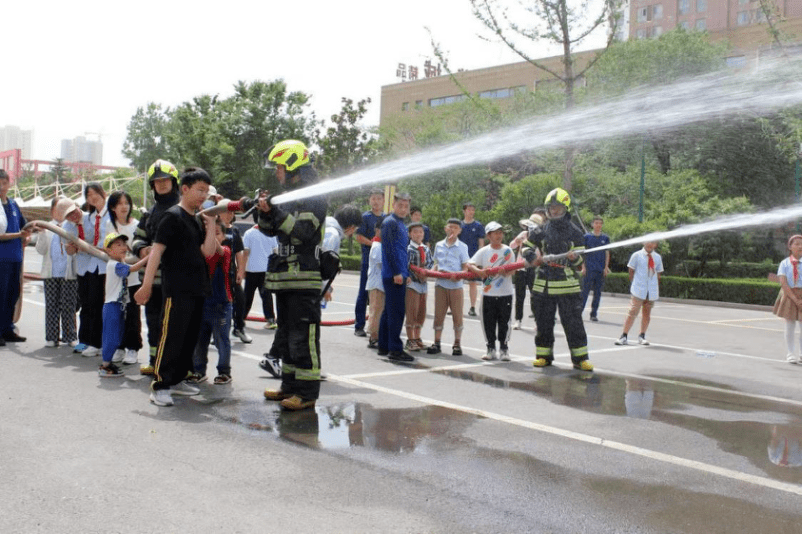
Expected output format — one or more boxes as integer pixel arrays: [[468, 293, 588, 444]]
[[668, 260, 777, 279], [603, 272, 778, 306]]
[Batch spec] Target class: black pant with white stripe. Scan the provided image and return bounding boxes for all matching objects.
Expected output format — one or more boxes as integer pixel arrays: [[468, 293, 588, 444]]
[[481, 295, 513, 350]]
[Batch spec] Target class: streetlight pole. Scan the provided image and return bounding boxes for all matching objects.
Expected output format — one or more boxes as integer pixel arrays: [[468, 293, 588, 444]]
[[638, 136, 646, 223]]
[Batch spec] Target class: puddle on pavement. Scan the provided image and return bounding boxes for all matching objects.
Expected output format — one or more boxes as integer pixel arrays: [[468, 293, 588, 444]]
[[216, 400, 478, 454], [427, 367, 802, 483]]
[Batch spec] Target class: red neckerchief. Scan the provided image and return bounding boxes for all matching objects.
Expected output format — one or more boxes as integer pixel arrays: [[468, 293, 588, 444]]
[[419, 245, 426, 264], [791, 255, 800, 285], [647, 251, 655, 277], [92, 212, 101, 246], [372, 236, 381, 242], [206, 246, 233, 301]]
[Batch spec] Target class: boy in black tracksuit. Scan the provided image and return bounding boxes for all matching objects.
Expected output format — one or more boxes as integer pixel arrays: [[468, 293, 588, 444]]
[[135, 167, 217, 406], [131, 160, 180, 375], [522, 188, 593, 372]]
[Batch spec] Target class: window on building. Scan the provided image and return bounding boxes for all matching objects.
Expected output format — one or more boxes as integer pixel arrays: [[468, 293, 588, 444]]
[[680, 20, 690, 30], [402, 102, 409, 111], [738, 0, 750, 4], [653, 4, 663, 20], [737, 10, 749, 25], [652, 26, 663, 37], [753, 8, 767, 23], [429, 94, 467, 107], [415, 100, 423, 108], [678, 0, 690, 15], [636, 28, 646, 39], [637, 7, 648, 22], [696, 18, 706, 30], [696, 0, 706, 12]]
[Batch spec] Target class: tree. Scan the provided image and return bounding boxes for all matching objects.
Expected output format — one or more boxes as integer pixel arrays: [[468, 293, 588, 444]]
[[468, 0, 623, 191], [315, 97, 380, 177], [587, 29, 727, 175], [122, 103, 171, 172], [123, 80, 319, 199]]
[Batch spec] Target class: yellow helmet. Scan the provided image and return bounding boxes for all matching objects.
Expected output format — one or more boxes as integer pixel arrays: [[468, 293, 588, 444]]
[[544, 187, 571, 210], [264, 140, 310, 172], [147, 159, 179, 182]]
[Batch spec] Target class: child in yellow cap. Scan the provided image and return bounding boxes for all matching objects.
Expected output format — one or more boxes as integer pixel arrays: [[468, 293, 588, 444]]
[[99, 233, 148, 377]]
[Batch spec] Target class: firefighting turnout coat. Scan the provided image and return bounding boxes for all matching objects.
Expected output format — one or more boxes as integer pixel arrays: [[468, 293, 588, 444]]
[[522, 213, 586, 295], [257, 165, 328, 292]]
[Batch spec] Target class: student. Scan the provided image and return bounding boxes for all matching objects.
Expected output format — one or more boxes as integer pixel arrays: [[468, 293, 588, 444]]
[[192, 219, 235, 385], [76, 182, 110, 357], [321, 205, 362, 304], [580, 216, 611, 322], [378, 192, 413, 362], [219, 210, 251, 344], [509, 212, 544, 330], [106, 191, 141, 364], [366, 219, 385, 349], [35, 197, 78, 348], [354, 189, 385, 337], [467, 221, 515, 361], [405, 221, 433, 352], [409, 206, 430, 247], [99, 233, 148, 377], [615, 241, 663, 346], [135, 167, 217, 407], [459, 201, 485, 317], [0, 170, 29, 346], [242, 224, 278, 329], [427, 218, 470, 356], [773, 235, 802, 364]]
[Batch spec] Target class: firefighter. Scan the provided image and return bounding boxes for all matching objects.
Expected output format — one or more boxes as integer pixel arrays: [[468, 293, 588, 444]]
[[257, 140, 328, 410], [131, 159, 180, 376], [522, 188, 593, 372]]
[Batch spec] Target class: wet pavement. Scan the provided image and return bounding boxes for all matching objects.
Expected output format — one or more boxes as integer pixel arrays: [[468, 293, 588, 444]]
[[4, 257, 802, 533]]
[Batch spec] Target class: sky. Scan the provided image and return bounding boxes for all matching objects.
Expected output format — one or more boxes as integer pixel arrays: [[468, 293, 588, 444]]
[[4, 0, 609, 168]]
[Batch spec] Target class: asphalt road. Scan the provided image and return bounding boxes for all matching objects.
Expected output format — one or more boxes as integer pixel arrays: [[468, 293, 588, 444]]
[[3, 256, 802, 533]]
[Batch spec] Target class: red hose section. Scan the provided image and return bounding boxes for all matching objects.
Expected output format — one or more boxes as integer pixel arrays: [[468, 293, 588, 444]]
[[226, 200, 244, 212], [409, 260, 525, 280]]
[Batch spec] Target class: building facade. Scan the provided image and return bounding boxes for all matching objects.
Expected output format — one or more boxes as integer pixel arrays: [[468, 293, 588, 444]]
[[60, 136, 103, 165], [380, 0, 802, 125], [0, 126, 33, 160]]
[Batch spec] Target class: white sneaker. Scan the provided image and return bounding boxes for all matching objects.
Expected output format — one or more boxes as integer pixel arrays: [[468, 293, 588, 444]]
[[82, 346, 100, 357], [482, 348, 496, 361], [150, 389, 174, 406], [513, 321, 522, 330], [499, 349, 511, 361], [112, 349, 125, 363], [787, 353, 799, 364], [44, 340, 58, 348], [67, 340, 79, 348], [614, 335, 628, 346], [233, 329, 253, 343], [170, 381, 200, 396], [123, 350, 138, 365], [638, 335, 650, 346]]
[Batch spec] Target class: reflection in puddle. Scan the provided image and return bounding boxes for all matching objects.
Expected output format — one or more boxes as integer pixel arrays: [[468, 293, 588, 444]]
[[427, 367, 802, 482], [218, 400, 477, 454]]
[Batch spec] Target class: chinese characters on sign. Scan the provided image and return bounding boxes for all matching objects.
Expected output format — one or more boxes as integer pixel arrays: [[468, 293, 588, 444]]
[[396, 60, 442, 82]]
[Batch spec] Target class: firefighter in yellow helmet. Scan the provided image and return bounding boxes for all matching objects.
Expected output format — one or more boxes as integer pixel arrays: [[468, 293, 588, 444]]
[[522, 188, 593, 371], [131, 159, 181, 375], [256, 140, 328, 410]]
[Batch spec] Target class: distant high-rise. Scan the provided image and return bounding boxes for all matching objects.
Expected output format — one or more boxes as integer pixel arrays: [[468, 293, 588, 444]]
[[61, 136, 103, 165], [0, 125, 33, 159]]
